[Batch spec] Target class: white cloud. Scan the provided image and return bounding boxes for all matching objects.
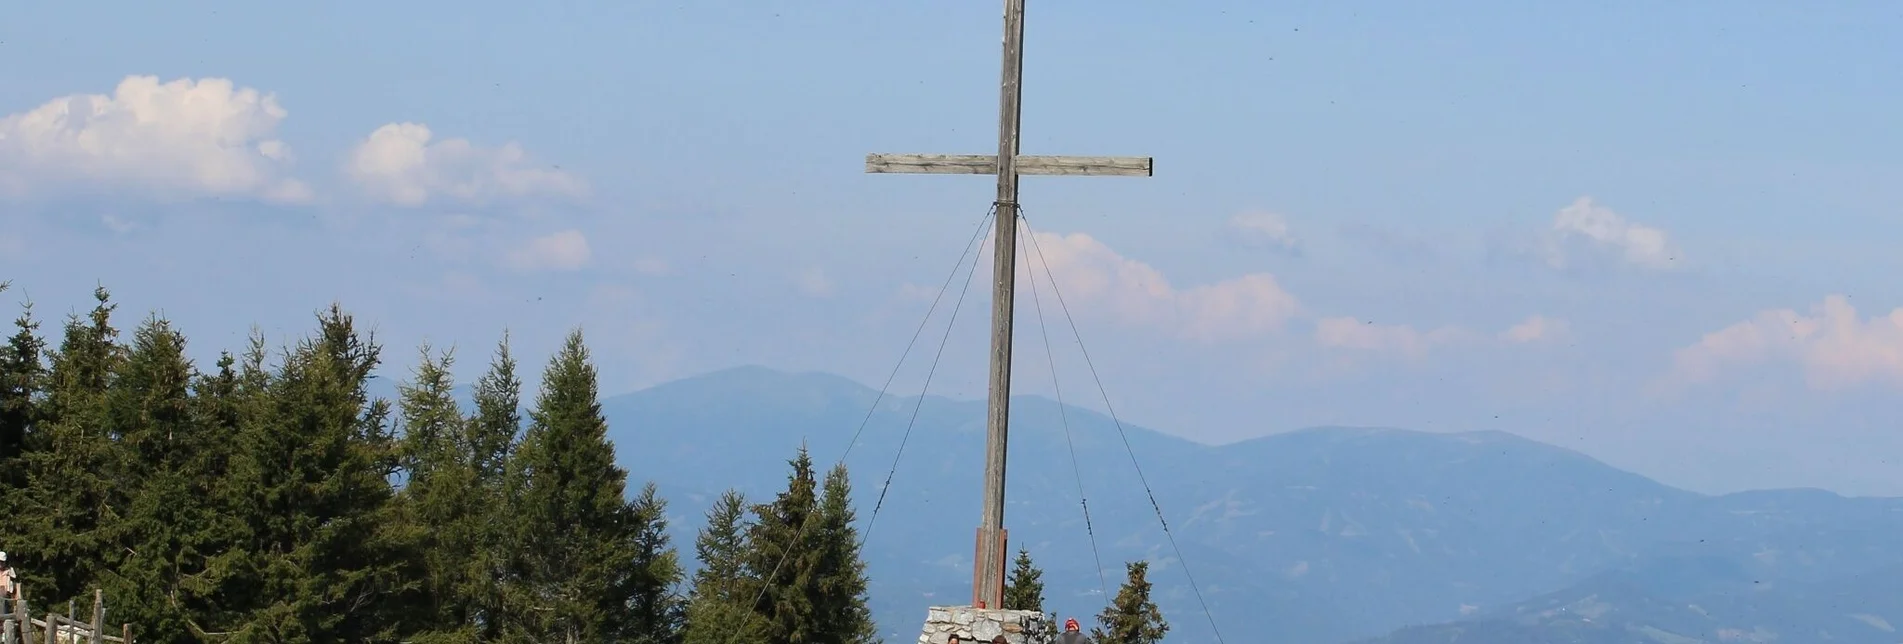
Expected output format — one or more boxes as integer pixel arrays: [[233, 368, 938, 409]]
[[1543, 197, 1679, 270], [1502, 315, 1571, 344], [345, 122, 585, 207], [1018, 230, 1303, 342], [1228, 211, 1301, 253], [506, 229, 591, 271], [903, 228, 1567, 365], [0, 75, 311, 203], [1669, 295, 1903, 391], [1314, 317, 1468, 359], [797, 267, 834, 297]]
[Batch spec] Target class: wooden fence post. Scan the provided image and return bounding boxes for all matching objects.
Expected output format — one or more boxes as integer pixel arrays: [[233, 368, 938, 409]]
[[119, 624, 128, 644], [88, 589, 101, 644], [17, 585, 30, 644]]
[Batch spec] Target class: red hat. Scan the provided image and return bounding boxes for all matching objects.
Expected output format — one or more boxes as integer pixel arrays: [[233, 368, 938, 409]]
[[1064, 618, 1080, 631]]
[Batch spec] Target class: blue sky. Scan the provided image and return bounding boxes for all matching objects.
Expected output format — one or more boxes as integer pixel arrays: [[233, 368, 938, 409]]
[[3, 1, 1901, 495]]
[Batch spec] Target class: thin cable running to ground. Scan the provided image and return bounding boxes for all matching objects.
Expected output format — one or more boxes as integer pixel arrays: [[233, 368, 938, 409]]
[[1018, 216, 1111, 601], [1020, 211, 1228, 644], [722, 205, 997, 644], [861, 210, 995, 546]]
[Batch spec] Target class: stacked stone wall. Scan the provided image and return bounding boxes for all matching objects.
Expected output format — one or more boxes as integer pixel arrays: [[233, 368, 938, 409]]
[[915, 606, 1054, 644]]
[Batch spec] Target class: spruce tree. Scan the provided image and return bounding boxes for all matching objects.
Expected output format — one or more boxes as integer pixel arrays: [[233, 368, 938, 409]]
[[178, 349, 255, 637], [683, 490, 759, 644], [1003, 548, 1046, 614], [814, 463, 877, 644], [510, 330, 667, 642], [396, 344, 483, 640], [741, 446, 825, 644], [0, 282, 43, 474], [18, 287, 126, 602], [466, 334, 523, 639], [626, 483, 687, 643], [0, 287, 45, 518], [1090, 561, 1168, 644], [101, 316, 217, 642], [223, 305, 425, 642], [737, 449, 878, 644]]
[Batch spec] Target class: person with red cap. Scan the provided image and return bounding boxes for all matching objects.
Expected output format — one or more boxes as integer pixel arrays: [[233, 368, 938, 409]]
[[1057, 617, 1090, 644]]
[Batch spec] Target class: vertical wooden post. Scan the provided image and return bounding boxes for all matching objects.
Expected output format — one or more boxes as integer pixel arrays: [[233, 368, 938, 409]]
[[17, 586, 30, 644], [88, 590, 100, 644], [119, 624, 128, 644], [976, 0, 1028, 613], [40, 611, 50, 644], [3, 586, 17, 644]]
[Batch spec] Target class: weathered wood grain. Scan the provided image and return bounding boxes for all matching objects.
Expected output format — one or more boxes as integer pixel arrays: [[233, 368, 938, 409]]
[[865, 153, 1152, 177]]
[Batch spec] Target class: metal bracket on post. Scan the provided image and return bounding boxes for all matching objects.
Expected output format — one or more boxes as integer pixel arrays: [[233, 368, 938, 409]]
[[995, 528, 1010, 604]]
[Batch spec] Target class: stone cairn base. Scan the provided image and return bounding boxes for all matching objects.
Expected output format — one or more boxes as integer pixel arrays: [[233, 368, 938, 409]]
[[916, 606, 1054, 644]]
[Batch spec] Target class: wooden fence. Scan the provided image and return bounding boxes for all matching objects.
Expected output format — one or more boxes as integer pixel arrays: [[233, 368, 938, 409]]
[[0, 587, 133, 644]]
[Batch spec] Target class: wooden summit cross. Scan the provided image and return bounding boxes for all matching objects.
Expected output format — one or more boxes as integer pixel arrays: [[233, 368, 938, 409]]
[[865, 0, 1152, 611]]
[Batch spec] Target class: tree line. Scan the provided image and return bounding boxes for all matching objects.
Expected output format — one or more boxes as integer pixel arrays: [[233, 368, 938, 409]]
[[0, 283, 1169, 644]]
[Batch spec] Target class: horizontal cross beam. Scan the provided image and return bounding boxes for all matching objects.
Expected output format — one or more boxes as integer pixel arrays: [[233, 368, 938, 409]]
[[866, 153, 1152, 177]]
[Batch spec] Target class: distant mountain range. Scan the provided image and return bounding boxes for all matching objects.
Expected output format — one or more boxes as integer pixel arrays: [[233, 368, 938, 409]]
[[371, 366, 1903, 643], [1359, 556, 1903, 643]]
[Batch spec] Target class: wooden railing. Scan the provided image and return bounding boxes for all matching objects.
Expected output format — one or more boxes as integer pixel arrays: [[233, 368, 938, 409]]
[[0, 588, 133, 644]]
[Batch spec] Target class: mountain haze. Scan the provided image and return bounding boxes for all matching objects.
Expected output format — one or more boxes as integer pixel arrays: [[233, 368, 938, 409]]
[[383, 366, 1903, 643], [1363, 556, 1903, 643]]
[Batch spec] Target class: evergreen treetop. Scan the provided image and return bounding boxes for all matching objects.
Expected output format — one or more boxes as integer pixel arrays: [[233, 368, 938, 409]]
[[1091, 561, 1168, 644], [1003, 548, 1047, 614]]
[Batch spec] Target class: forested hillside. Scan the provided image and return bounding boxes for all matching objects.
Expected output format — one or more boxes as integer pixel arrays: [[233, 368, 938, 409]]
[[0, 284, 901, 643]]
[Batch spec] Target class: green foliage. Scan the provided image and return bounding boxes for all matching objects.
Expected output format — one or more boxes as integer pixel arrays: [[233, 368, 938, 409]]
[[510, 330, 682, 642], [464, 336, 524, 640], [0, 284, 895, 644], [0, 283, 45, 555], [734, 448, 879, 644], [741, 446, 825, 644], [682, 489, 759, 644], [1091, 561, 1168, 644], [397, 344, 486, 636], [100, 316, 230, 642], [19, 287, 127, 602], [0, 280, 43, 476], [626, 483, 687, 644], [219, 304, 427, 642], [815, 463, 878, 644], [1003, 548, 1046, 614]]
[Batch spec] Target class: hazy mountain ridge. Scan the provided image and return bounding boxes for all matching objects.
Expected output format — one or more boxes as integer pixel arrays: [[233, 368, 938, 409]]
[[374, 366, 1903, 643], [1361, 557, 1903, 643]]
